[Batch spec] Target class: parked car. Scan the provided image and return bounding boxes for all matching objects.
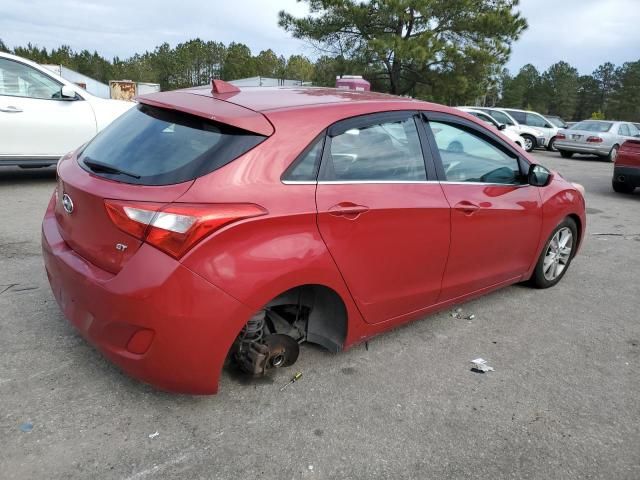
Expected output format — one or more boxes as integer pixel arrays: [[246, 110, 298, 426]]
[[458, 106, 545, 152], [612, 139, 640, 193], [42, 82, 586, 394], [456, 107, 526, 149], [555, 120, 640, 162], [501, 108, 560, 151], [0, 52, 134, 167]]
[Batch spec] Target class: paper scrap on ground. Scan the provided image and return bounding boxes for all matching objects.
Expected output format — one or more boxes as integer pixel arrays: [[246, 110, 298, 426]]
[[470, 358, 494, 373]]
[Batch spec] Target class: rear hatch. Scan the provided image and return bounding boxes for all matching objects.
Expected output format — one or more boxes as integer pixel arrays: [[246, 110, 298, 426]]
[[618, 139, 640, 167], [55, 93, 272, 274]]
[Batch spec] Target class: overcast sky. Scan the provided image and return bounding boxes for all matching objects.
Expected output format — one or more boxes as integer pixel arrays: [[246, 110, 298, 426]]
[[1, 0, 639, 74]]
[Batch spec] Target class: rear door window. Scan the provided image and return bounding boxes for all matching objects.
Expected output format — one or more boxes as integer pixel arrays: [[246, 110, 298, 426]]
[[619, 124, 631, 136], [78, 104, 266, 185], [322, 116, 427, 181]]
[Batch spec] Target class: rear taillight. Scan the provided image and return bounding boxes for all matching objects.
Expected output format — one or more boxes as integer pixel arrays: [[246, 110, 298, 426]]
[[556, 133, 566, 140], [105, 200, 266, 259], [587, 136, 603, 143]]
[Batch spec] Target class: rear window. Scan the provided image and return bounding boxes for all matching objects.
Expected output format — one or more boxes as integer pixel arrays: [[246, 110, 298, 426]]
[[570, 121, 613, 132], [78, 104, 266, 185]]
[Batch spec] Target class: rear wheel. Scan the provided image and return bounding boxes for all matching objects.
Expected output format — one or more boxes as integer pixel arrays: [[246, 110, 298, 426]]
[[612, 180, 635, 194], [530, 218, 577, 289], [559, 150, 574, 159], [522, 135, 536, 152], [604, 145, 619, 162]]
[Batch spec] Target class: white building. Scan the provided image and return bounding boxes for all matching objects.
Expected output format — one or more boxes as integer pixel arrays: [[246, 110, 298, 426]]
[[42, 64, 110, 98]]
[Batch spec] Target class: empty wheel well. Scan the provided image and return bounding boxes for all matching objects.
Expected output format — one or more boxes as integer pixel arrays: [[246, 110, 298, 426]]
[[567, 214, 582, 253], [264, 284, 348, 353]]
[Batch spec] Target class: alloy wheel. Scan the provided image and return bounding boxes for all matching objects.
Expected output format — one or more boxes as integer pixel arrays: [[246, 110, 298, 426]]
[[543, 227, 573, 281], [524, 137, 534, 151]]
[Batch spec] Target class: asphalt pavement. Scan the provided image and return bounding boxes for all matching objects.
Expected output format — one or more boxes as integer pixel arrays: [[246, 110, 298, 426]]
[[0, 150, 638, 479]]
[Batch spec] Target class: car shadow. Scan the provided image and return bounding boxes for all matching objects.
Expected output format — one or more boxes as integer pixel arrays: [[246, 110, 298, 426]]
[[0, 166, 57, 186]]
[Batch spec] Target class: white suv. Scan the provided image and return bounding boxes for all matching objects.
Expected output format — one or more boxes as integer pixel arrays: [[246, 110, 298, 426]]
[[458, 106, 546, 152], [456, 108, 526, 149], [0, 52, 134, 167], [501, 108, 560, 151]]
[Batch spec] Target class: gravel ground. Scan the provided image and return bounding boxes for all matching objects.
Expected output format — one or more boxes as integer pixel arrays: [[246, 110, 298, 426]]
[[0, 150, 638, 479]]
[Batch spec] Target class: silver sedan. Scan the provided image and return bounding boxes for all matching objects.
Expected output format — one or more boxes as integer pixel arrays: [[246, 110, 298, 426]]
[[555, 120, 640, 162]]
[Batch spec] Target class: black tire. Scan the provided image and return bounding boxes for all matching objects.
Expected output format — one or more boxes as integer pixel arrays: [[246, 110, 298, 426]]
[[605, 145, 619, 163], [530, 217, 578, 289], [559, 150, 574, 159], [612, 180, 635, 194], [546, 136, 557, 151], [521, 134, 536, 152]]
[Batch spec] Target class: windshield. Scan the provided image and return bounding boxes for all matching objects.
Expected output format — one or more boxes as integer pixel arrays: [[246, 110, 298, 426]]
[[78, 104, 266, 186], [547, 116, 566, 128], [487, 110, 515, 126], [569, 121, 613, 132]]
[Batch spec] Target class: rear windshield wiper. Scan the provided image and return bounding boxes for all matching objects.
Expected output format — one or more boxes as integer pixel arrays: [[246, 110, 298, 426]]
[[83, 157, 141, 179]]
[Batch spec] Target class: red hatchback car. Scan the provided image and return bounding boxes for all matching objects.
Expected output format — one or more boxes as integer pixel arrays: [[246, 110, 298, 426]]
[[42, 82, 586, 394]]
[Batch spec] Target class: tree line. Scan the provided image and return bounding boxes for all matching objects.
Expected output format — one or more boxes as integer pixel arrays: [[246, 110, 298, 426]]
[[500, 61, 640, 122]]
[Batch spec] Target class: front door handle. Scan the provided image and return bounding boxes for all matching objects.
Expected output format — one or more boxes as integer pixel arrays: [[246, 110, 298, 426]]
[[454, 201, 480, 215], [328, 202, 370, 217], [0, 106, 23, 113]]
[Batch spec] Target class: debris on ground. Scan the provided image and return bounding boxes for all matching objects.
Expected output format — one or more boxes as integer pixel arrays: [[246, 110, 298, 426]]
[[470, 358, 494, 373], [148, 431, 159, 439], [451, 308, 475, 320], [280, 371, 303, 391], [19, 422, 33, 433]]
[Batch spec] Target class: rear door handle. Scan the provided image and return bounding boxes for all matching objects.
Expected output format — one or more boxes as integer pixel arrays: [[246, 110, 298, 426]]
[[328, 202, 370, 217], [454, 201, 480, 215], [0, 106, 23, 113]]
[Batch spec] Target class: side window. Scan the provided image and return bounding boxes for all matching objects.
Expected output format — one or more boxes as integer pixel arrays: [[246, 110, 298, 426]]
[[283, 136, 324, 182], [326, 117, 426, 181], [618, 124, 630, 136], [0, 58, 61, 99], [507, 111, 526, 123], [429, 121, 522, 184], [526, 113, 547, 128]]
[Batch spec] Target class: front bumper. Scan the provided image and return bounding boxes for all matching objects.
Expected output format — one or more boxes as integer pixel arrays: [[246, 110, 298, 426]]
[[42, 203, 253, 394], [613, 165, 640, 188], [536, 136, 546, 147], [554, 141, 610, 156]]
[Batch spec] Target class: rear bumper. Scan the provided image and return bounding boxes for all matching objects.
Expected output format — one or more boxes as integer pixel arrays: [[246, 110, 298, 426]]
[[554, 142, 610, 156], [613, 165, 640, 187], [42, 204, 253, 394]]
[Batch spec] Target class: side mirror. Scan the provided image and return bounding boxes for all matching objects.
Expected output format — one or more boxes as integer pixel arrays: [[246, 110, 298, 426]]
[[60, 85, 77, 100], [497, 123, 506, 130], [528, 164, 552, 187]]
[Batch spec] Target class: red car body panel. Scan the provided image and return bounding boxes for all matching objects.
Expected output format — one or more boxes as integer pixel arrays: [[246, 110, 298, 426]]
[[437, 183, 543, 300], [617, 139, 640, 168], [42, 87, 587, 394]]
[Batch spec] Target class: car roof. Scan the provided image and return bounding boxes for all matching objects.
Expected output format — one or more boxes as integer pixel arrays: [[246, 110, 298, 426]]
[[182, 85, 418, 113]]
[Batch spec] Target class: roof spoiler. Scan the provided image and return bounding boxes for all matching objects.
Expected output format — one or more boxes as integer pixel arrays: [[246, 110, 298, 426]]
[[135, 91, 274, 137]]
